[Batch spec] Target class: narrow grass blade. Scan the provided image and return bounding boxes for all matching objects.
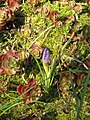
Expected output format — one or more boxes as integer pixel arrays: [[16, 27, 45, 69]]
[[69, 71, 79, 119], [30, 52, 44, 80], [77, 69, 90, 119], [0, 102, 23, 116]]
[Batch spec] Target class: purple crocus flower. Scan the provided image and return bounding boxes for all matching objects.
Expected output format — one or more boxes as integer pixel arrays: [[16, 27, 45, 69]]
[[42, 48, 50, 64]]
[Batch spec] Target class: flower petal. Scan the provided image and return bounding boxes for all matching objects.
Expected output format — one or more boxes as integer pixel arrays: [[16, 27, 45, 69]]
[[42, 48, 50, 64]]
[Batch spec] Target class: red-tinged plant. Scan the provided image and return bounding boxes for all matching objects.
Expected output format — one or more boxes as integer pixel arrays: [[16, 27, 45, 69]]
[[16, 50, 29, 61], [40, 6, 50, 17], [0, 68, 3, 73], [17, 78, 42, 104], [0, 50, 19, 75], [73, 3, 82, 14], [49, 11, 60, 25], [30, 44, 43, 59], [30, 0, 39, 7], [59, 71, 87, 93], [0, 8, 14, 30], [59, 73, 78, 92], [9, 1, 19, 9], [6, 0, 19, 9]]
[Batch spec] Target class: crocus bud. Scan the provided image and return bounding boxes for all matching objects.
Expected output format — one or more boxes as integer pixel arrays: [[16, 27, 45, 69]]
[[42, 48, 50, 64]]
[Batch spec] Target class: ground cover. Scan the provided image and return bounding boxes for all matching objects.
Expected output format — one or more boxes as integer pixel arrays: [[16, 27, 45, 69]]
[[0, 0, 90, 120]]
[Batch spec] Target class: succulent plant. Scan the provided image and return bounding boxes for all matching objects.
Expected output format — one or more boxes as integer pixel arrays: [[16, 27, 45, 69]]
[[0, 50, 19, 75], [30, 44, 43, 59], [30, 0, 39, 7], [17, 78, 42, 104], [41, 5, 50, 17], [6, 0, 19, 8], [49, 11, 60, 25], [0, 8, 14, 30]]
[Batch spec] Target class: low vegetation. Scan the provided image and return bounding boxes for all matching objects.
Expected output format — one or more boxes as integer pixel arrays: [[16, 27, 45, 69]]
[[0, 0, 90, 120]]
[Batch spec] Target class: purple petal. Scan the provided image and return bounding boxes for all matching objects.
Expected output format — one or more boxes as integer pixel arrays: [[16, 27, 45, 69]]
[[42, 48, 50, 63]]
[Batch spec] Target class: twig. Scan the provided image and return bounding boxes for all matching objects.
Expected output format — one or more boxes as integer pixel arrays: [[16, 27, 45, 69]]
[[30, 25, 55, 47], [62, 55, 89, 69], [41, 29, 51, 46], [60, 31, 75, 56]]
